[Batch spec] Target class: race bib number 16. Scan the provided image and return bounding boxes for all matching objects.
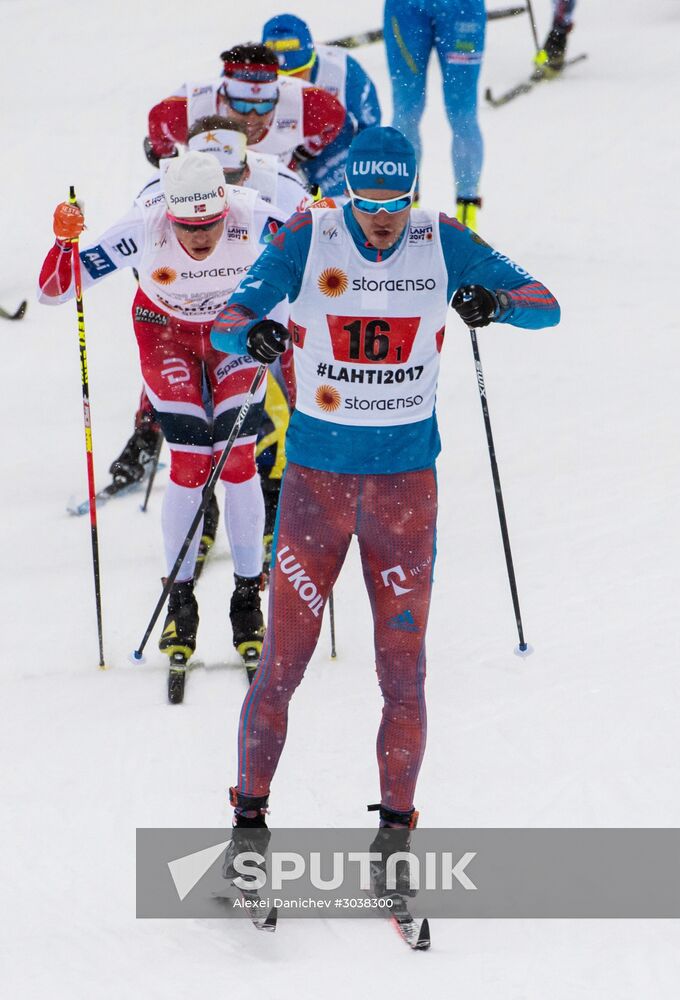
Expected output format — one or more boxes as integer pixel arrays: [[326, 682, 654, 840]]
[[325, 315, 421, 365]]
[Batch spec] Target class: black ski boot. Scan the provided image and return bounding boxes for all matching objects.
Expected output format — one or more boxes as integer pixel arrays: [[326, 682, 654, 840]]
[[368, 804, 419, 899], [159, 580, 199, 704], [222, 788, 270, 880], [230, 574, 265, 680], [194, 490, 220, 581], [535, 23, 571, 76], [368, 803, 430, 949], [109, 419, 161, 486], [222, 790, 276, 927], [261, 477, 281, 579]]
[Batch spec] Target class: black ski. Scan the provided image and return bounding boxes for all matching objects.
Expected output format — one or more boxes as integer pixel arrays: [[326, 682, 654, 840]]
[[193, 537, 214, 581], [240, 646, 261, 685], [327, 28, 384, 48], [0, 300, 27, 321], [67, 478, 142, 515], [387, 894, 431, 951], [67, 463, 166, 515], [167, 651, 188, 704], [485, 53, 587, 107]]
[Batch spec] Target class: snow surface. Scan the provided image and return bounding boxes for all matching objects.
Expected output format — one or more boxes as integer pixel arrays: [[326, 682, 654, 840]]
[[3, 0, 680, 996]]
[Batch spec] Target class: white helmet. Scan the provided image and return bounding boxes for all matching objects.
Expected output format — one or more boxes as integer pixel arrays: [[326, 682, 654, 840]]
[[163, 150, 227, 222]]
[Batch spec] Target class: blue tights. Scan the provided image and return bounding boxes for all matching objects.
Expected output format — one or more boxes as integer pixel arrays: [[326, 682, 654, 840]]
[[384, 0, 486, 199]]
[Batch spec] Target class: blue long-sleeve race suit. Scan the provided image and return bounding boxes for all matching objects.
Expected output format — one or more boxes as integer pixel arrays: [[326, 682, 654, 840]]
[[384, 0, 486, 200], [213, 204, 558, 810], [212, 204, 559, 475]]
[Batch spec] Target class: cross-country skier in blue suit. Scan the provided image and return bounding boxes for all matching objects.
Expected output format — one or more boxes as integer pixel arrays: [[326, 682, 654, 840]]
[[384, 0, 486, 228], [211, 127, 559, 849], [263, 13, 381, 200]]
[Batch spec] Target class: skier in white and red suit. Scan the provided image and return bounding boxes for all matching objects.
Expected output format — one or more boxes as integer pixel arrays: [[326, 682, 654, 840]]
[[37, 152, 287, 667], [146, 43, 346, 175], [108, 120, 307, 577]]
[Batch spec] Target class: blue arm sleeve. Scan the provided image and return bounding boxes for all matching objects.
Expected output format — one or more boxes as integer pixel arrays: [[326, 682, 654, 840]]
[[439, 215, 560, 329], [345, 55, 381, 130], [211, 211, 313, 355]]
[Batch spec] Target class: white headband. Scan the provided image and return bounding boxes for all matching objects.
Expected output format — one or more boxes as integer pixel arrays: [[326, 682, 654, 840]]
[[188, 129, 247, 169]]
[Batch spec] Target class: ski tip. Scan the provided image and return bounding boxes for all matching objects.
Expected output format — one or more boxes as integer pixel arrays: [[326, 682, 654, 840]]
[[262, 906, 278, 931], [514, 642, 534, 658], [66, 501, 88, 516], [15, 300, 27, 319], [415, 918, 431, 950], [129, 649, 145, 665], [484, 86, 493, 102]]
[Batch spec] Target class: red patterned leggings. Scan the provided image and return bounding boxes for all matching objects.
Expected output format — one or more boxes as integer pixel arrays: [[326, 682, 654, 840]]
[[236, 462, 437, 813]]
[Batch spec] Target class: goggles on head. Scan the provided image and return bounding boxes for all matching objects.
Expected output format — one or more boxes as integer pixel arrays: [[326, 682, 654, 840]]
[[345, 174, 417, 215], [167, 207, 228, 232]]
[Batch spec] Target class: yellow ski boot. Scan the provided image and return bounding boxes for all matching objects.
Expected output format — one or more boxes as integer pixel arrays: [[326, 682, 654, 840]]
[[456, 197, 482, 232]]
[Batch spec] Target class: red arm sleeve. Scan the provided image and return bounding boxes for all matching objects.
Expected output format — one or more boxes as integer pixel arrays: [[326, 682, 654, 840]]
[[148, 96, 189, 159], [38, 242, 74, 298], [300, 87, 346, 154]]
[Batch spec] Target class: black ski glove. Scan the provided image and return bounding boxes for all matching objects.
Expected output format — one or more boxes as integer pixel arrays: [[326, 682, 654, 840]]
[[246, 320, 290, 364], [292, 143, 314, 164], [451, 284, 499, 328]]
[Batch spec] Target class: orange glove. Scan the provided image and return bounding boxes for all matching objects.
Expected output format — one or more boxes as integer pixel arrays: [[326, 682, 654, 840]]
[[53, 202, 85, 241]]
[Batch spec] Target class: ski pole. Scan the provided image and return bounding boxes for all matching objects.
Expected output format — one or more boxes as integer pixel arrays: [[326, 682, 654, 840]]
[[140, 431, 164, 513], [328, 590, 337, 659], [487, 5, 527, 20], [468, 324, 532, 656], [130, 364, 267, 663], [328, 9, 528, 48], [524, 0, 542, 53], [69, 185, 107, 669]]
